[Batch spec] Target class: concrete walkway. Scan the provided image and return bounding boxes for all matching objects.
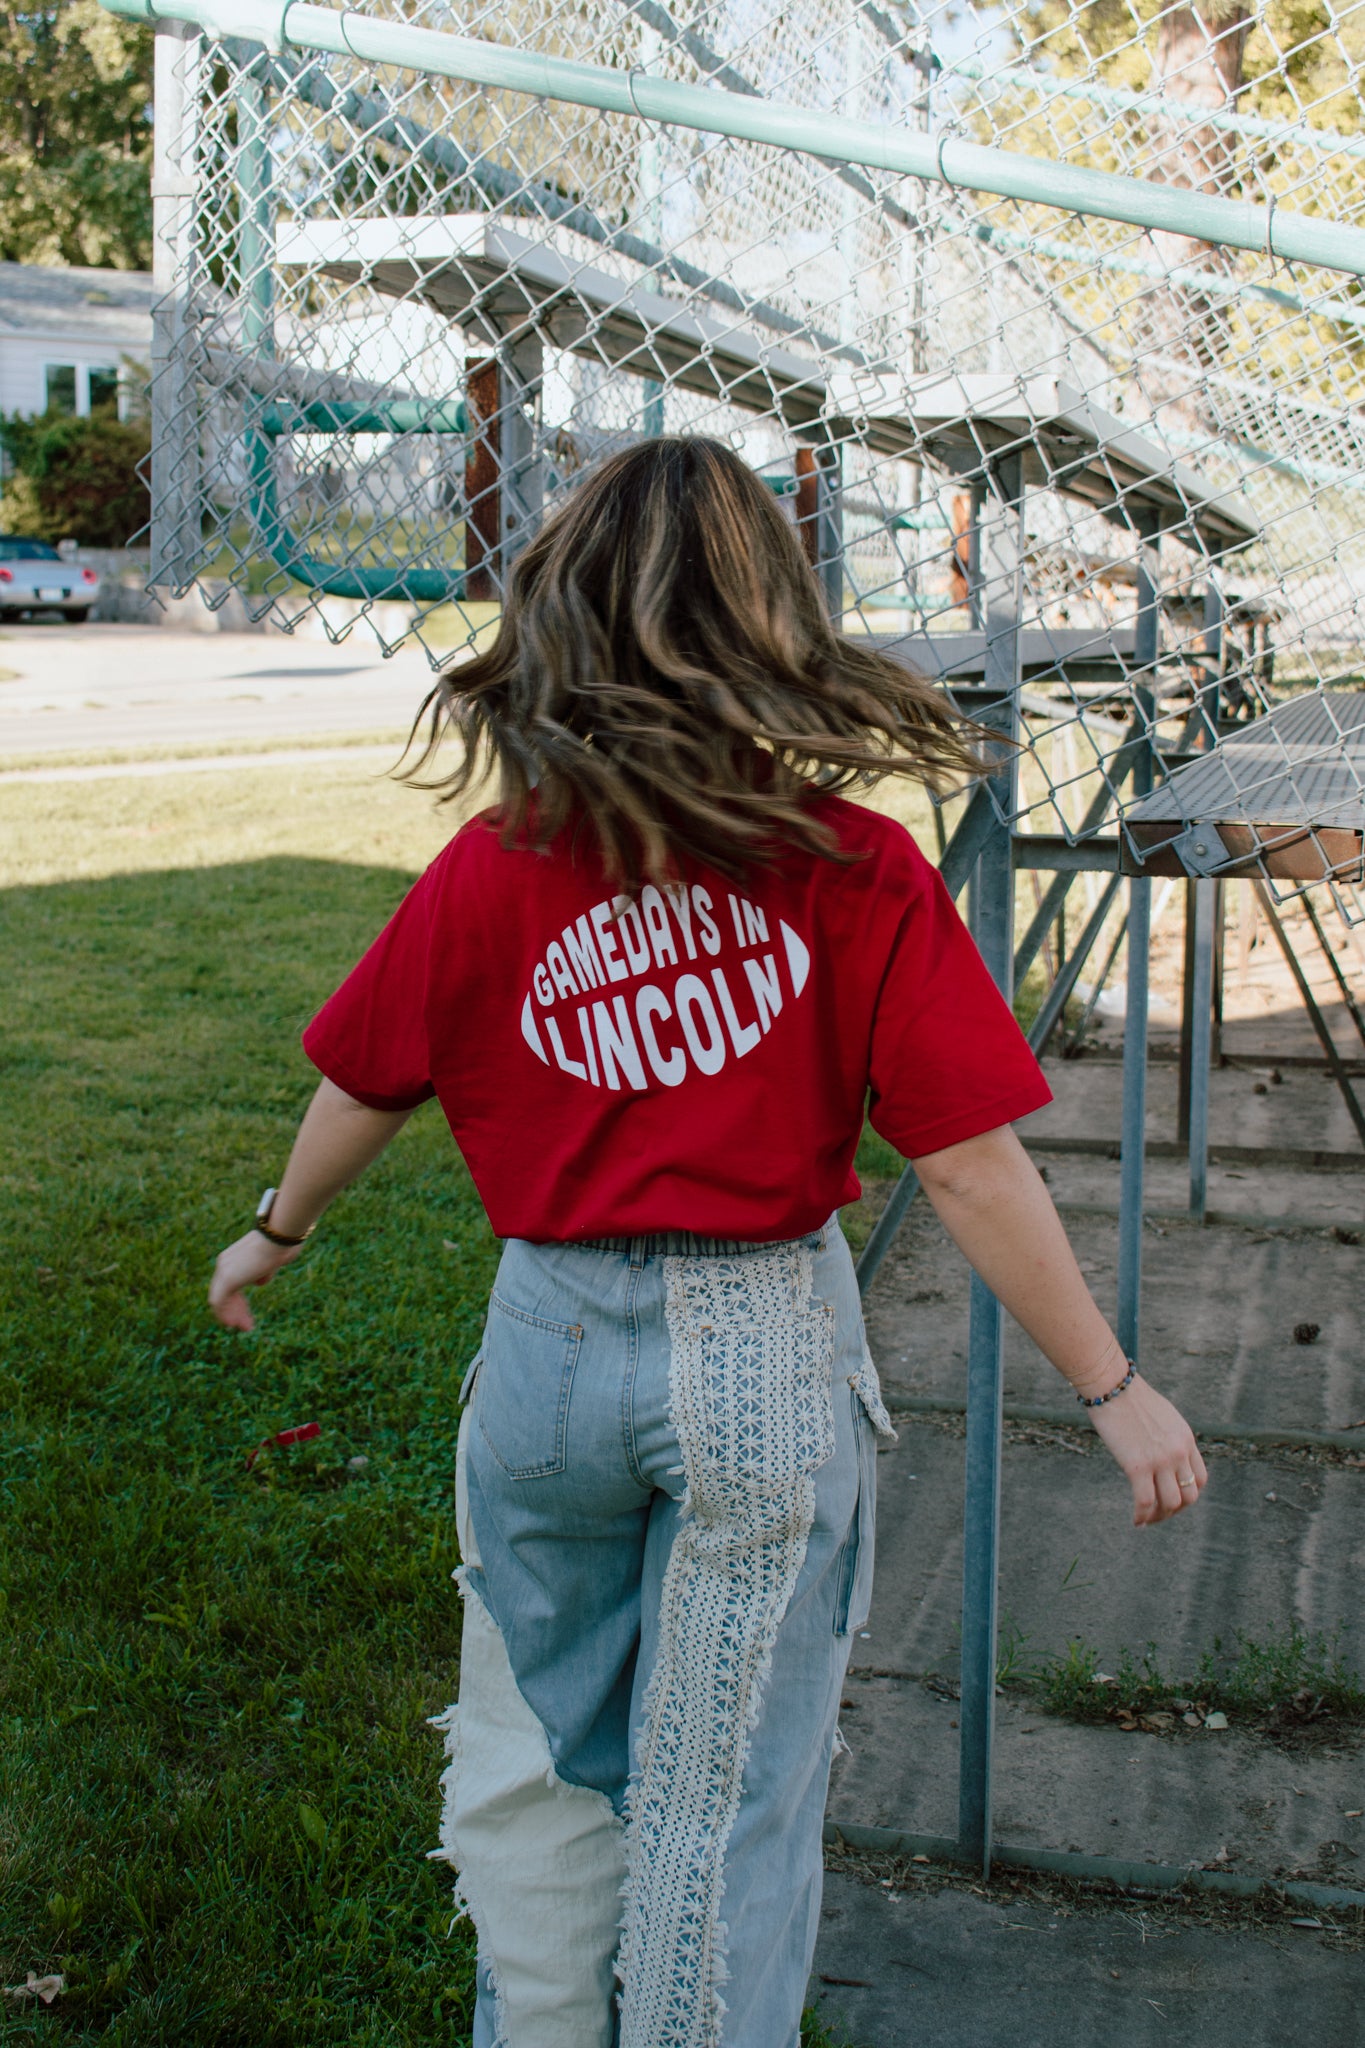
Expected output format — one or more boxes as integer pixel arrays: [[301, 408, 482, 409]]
[[810, 1859, 1362, 2046], [0, 620, 434, 757], [825, 1052, 1365, 2042]]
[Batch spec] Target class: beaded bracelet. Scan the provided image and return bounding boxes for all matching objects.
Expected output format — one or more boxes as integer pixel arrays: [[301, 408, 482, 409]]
[[1075, 1359, 1137, 1408]]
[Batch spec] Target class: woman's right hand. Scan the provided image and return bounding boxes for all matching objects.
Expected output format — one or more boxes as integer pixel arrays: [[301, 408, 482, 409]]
[[209, 1231, 302, 1333], [1083, 1373, 1209, 1526]]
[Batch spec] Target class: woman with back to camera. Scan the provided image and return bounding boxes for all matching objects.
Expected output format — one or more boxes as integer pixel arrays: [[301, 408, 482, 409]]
[[209, 436, 1207, 2048]]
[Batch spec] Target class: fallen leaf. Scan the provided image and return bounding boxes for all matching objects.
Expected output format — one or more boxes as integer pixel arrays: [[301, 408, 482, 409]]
[[1182, 1712, 1203, 1728], [3, 1975, 64, 2005], [911, 1854, 931, 1864], [298, 1801, 327, 1848]]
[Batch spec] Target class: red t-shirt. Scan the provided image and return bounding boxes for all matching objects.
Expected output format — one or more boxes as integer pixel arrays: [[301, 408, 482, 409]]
[[302, 794, 1051, 1242]]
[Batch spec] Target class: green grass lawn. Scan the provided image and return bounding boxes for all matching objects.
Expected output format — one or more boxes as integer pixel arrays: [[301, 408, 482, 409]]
[[0, 760, 899, 2043], [1, 766, 495, 2041]]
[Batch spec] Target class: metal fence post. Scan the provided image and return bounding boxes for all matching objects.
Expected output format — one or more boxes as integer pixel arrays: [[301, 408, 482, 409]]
[[149, 21, 202, 589], [1116, 513, 1160, 1359], [1187, 877, 1216, 1221], [958, 449, 1023, 1877]]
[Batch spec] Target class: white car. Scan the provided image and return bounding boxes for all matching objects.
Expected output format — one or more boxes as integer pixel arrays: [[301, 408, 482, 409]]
[[0, 538, 101, 621]]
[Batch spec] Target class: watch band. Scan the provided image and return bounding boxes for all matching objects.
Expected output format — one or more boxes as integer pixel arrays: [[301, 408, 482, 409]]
[[254, 1186, 314, 1248]]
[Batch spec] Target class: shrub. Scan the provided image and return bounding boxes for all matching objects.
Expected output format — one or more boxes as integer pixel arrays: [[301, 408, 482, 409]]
[[0, 407, 151, 547]]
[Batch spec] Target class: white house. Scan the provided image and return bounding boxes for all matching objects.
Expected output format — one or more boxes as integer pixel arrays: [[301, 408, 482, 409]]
[[0, 262, 155, 421]]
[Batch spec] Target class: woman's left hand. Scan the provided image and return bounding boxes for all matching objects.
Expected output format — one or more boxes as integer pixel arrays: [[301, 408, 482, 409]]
[[209, 1232, 301, 1332], [1082, 1372, 1209, 1526]]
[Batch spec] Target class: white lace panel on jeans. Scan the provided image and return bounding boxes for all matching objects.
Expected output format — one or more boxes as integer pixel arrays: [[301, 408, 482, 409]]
[[428, 1411, 625, 2048], [617, 1247, 836, 2048]]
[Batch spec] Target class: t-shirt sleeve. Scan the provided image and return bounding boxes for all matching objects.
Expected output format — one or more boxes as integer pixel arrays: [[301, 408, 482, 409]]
[[300, 862, 444, 1112], [867, 843, 1053, 1159]]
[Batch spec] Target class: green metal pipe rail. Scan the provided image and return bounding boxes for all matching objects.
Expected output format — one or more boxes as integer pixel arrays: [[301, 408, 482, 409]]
[[104, 0, 1365, 277]]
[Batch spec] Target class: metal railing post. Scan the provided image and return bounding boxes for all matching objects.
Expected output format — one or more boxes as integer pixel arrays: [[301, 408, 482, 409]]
[[1187, 878, 1216, 1221], [958, 449, 1023, 1878], [1116, 513, 1160, 1359]]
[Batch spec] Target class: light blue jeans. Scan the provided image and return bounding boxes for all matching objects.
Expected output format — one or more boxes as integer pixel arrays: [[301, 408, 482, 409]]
[[430, 1214, 893, 2048]]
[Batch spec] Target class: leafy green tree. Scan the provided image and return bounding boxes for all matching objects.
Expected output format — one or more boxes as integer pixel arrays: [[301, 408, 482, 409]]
[[0, 0, 153, 269], [0, 409, 151, 545], [1013, 0, 1365, 132]]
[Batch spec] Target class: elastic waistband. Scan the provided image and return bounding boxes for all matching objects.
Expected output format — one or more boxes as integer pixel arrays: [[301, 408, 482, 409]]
[[567, 1219, 832, 1260]]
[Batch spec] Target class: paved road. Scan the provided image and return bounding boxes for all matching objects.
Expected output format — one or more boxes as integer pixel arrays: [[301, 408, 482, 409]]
[[0, 620, 440, 757]]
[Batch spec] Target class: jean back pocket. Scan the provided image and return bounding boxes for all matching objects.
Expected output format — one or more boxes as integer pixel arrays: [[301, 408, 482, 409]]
[[475, 1290, 583, 1480]]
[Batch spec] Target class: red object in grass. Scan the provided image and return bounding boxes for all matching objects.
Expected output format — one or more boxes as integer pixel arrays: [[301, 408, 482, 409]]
[[245, 1421, 321, 1470]]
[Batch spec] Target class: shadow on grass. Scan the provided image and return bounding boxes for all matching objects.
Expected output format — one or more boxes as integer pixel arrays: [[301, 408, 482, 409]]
[[0, 858, 500, 2044]]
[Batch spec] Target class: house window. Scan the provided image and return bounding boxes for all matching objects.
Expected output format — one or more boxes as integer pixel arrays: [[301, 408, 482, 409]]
[[40, 364, 121, 417], [88, 367, 120, 416], [45, 364, 78, 415]]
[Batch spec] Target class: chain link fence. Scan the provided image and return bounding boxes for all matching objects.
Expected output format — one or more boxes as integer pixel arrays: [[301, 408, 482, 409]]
[[112, 0, 1365, 1882], [130, 0, 1365, 924]]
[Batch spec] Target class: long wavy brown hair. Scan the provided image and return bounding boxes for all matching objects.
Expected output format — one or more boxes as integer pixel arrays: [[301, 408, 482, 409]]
[[402, 434, 986, 888]]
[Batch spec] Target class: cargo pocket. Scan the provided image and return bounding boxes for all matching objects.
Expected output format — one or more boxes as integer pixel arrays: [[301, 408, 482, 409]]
[[833, 1387, 878, 1638], [475, 1291, 583, 1479]]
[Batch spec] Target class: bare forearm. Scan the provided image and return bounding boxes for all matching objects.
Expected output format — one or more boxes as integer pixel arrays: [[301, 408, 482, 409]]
[[267, 1078, 415, 1237], [908, 1121, 1208, 1526], [910, 1124, 1122, 1396], [209, 1078, 413, 1331]]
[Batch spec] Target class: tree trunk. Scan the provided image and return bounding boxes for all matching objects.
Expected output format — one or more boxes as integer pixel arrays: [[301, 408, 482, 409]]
[[1144, 4, 1251, 375]]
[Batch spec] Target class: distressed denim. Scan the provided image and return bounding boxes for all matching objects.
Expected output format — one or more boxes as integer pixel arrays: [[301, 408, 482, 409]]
[[429, 1213, 894, 2048]]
